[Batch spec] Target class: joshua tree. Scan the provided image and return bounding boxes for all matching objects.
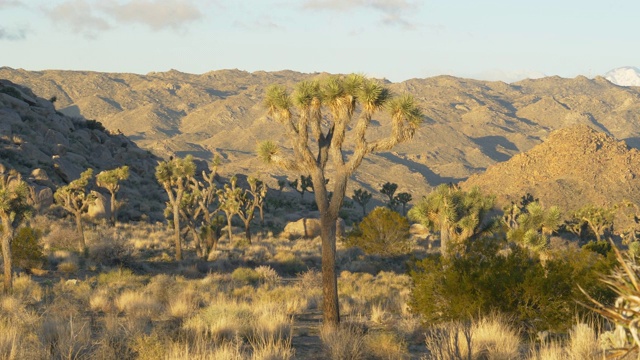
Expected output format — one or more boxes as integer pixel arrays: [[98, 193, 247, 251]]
[[259, 74, 422, 327], [218, 176, 243, 243], [156, 155, 195, 261], [569, 205, 615, 243], [0, 166, 31, 292], [353, 188, 372, 218], [54, 168, 95, 254], [395, 192, 412, 216], [248, 176, 268, 227], [503, 200, 562, 252], [289, 175, 314, 201], [380, 182, 398, 209], [96, 165, 129, 225], [409, 184, 496, 257]]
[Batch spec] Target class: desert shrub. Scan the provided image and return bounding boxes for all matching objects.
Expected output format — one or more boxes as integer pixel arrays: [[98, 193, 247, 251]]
[[345, 207, 411, 256], [410, 239, 616, 332], [11, 227, 45, 270], [88, 231, 134, 267], [321, 322, 367, 360], [231, 267, 261, 285]]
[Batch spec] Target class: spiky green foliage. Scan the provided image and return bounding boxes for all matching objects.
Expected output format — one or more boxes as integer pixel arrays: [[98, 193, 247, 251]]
[[217, 176, 243, 243], [54, 168, 95, 253], [380, 182, 398, 209], [408, 184, 497, 257], [345, 207, 411, 256], [503, 200, 562, 252], [156, 155, 196, 260], [580, 243, 640, 358], [96, 165, 129, 225]]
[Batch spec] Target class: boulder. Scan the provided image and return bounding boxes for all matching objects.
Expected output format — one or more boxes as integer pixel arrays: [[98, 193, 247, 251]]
[[282, 218, 345, 239], [87, 191, 110, 220]]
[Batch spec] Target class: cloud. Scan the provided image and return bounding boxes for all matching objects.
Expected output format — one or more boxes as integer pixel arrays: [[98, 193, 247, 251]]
[[0, 26, 27, 40], [42, 0, 203, 37], [42, 0, 112, 38], [303, 0, 419, 28], [0, 0, 23, 8], [99, 0, 203, 30]]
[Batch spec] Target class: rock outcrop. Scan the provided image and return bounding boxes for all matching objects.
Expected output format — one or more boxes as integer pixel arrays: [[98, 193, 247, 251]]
[[0, 80, 165, 221]]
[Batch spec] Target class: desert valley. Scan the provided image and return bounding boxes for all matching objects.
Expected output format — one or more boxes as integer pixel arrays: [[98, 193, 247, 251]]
[[1, 67, 640, 359]]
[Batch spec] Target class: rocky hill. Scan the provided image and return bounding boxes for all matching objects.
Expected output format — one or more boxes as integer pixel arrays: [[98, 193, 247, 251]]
[[3, 67, 640, 201], [0, 80, 165, 221], [605, 66, 640, 87], [462, 125, 640, 217]]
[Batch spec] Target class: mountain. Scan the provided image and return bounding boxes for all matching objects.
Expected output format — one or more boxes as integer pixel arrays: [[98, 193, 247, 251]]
[[605, 66, 640, 87], [461, 125, 640, 222], [3, 67, 640, 201], [0, 79, 165, 221]]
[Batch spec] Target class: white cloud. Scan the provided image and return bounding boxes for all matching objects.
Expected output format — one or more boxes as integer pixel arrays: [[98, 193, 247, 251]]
[[302, 0, 419, 28], [99, 0, 203, 30], [41, 0, 204, 37]]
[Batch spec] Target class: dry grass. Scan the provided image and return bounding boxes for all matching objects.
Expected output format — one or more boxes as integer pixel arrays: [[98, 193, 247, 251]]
[[321, 322, 367, 360]]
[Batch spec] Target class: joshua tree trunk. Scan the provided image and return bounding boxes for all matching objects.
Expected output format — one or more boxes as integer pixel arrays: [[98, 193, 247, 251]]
[[173, 201, 182, 260], [110, 191, 117, 226], [440, 221, 450, 257], [1, 217, 12, 293], [320, 212, 339, 326], [244, 223, 252, 244], [226, 213, 233, 243], [75, 211, 86, 254]]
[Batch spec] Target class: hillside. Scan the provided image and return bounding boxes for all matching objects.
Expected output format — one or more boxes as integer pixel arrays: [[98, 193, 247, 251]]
[[0, 80, 165, 221], [462, 125, 640, 216], [3, 68, 640, 200]]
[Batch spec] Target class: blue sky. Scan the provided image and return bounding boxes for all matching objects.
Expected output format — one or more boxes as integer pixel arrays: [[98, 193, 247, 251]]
[[0, 0, 637, 82]]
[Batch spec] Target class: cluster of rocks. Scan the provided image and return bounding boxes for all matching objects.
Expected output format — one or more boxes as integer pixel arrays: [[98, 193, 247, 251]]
[[0, 80, 165, 221]]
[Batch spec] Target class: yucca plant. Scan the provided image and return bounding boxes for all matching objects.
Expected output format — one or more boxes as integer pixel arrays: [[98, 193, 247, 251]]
[[580, 242, 640, 359]]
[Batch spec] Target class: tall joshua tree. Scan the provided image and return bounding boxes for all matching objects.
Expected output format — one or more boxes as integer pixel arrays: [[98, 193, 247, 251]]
[[156, 155, 195, 261], [0, 165, 31, 292], [259, 74, 423, 327], [96, 165, 129, 225], [54, 169, 95, 254]]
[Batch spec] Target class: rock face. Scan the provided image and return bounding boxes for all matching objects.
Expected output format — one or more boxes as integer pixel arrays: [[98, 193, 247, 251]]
[[461, 125, 640, 217], [282, 218, 345, 239], [0, 80, 165, 221]]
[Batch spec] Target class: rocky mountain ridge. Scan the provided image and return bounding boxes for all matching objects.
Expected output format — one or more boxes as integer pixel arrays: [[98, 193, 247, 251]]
[[2, 67, 640, 201]]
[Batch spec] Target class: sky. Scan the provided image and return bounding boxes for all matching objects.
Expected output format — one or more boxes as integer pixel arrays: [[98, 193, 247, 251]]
[[0, 0, 638, 83]]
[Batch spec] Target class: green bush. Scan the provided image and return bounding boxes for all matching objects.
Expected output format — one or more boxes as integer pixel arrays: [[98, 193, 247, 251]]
[[231, 267, 261, 285], [409, 239, 616, 333], [11, 227, 45, 269], [345, 207, 411, 256]]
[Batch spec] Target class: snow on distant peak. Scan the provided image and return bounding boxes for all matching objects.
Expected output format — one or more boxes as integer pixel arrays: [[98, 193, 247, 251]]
[[604, 66, 640, 86]]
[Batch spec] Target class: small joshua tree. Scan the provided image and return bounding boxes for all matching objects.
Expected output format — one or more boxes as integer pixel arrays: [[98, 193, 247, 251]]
[[570, 205, 615, 243], [248, 176, 268, 227], [218, 176, 243, 242], [156, 155, 195, 261], [353, 188, 372, 218], [289, 175, 314, 201], [0, 165, 31, 292], [503, 198, 561, 252], [96, 165, 129, 225], [54, 168, 95, 254], [380, 182, 398, 210], [395, 192, 412, 216]]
